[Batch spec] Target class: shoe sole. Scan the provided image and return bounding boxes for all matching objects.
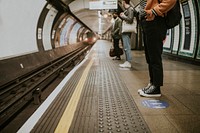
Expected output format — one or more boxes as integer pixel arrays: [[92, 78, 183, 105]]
[[138, 89, 142, 93], [139, 91, 161, 97], [119, 65, 131, 68], [138, 88, 148, 93]]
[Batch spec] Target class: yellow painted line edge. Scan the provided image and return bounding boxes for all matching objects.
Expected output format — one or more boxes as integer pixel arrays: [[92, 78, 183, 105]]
[[54, 59, 94, 133]]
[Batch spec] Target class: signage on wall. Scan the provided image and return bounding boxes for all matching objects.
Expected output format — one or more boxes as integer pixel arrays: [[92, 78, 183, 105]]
[[142, 100, 169, 109], [89, 0, 117, 10]]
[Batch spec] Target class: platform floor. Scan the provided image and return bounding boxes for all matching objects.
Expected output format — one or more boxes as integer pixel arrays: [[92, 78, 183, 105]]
[[18, 40, 200, 133]]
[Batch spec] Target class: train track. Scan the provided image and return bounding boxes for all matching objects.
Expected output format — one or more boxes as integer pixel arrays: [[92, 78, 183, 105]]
[[0, 45, 91, 129]]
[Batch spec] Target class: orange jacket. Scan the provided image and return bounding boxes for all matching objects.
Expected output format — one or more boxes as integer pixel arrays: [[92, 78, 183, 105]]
[[145, 0, 176, 17]]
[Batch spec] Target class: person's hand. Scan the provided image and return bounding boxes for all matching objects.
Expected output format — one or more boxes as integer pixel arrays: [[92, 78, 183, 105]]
[[111, 33, 114, 37], [138, 9, 146, 20], [145, 10, 155, 21], [120, 12, 124, 17]]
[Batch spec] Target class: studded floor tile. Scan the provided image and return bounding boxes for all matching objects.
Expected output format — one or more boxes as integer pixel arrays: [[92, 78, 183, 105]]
[[31, 43, 151, 133], [69, 47, 150, 132]]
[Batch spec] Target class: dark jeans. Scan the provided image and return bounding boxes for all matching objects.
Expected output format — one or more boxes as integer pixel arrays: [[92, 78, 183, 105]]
[[141, 16, 167, 87], [113, 38, 121, 58]]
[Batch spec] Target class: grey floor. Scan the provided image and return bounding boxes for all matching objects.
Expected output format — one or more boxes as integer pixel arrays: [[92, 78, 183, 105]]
[[103, 40, 200, 133]]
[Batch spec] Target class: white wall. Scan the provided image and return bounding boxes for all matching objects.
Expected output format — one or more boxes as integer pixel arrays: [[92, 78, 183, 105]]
[[69, 23, 82, 44], [69, 0, 89, 12], [43, 4, 58, 51], [0, 0, 46, 60]]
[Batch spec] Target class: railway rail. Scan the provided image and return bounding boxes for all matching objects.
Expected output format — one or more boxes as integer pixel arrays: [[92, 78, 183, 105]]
[[0, 45, 91, 129]]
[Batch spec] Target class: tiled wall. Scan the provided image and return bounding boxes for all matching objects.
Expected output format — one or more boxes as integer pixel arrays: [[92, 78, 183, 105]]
[[163, 0, 200, 61]]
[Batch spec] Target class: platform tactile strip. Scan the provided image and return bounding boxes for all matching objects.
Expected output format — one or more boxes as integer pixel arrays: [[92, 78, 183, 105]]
[[31, 43, 151, 133], [97, 59, 150, 133], [69, 49, 150, 132]]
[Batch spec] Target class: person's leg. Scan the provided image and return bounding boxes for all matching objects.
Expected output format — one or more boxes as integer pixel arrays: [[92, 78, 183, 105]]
[[116, 38, 121, 58], [143, 32, 153, 84], [122, 33, 132, 62], [139, 17, 167, 97], [120, 34, 132, 68], [113, 38, 118, 57], [113, 39, 121, 60], [137, 31, 153, 93]]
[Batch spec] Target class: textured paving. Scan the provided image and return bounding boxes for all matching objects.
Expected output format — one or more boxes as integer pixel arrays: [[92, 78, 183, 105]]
[[69, 44, 150, 132], [31, 42, 150, 133]]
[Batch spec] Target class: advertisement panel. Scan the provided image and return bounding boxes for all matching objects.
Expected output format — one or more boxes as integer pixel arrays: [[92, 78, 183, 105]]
[[178, 0, 198, 58]]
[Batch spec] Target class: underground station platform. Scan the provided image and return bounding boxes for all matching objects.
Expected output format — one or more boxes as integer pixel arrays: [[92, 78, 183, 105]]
[[17, 40, 200, 133]]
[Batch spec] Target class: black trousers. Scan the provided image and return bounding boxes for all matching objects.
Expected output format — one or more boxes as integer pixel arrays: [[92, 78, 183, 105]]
[[141, 17, 167, 87], [113, 38, 121, 58]]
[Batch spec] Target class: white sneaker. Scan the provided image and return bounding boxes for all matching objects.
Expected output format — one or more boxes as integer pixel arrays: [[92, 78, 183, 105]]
[[138, 83, 152, 93], [119, 61, 131, 68]]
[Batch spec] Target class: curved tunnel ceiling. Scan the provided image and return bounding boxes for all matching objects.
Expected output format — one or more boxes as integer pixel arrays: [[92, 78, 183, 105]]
[[58, 0, 140, 34], [74, 9, 113, 34], [68, 0, 113, 34]]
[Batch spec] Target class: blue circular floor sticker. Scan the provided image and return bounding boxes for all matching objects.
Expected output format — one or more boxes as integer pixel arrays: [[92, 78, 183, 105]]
[[142, 100, 169, 109]]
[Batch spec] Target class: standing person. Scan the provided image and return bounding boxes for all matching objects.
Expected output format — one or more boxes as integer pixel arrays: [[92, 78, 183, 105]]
[[119, 0, 134, 68], [111, 11, 122, 60], [138, 0, 176, 97]]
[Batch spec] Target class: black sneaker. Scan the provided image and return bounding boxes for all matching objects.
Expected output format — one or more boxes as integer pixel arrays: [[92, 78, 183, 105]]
[[139, 85, 161, 97], [138, 83, 152, 94]]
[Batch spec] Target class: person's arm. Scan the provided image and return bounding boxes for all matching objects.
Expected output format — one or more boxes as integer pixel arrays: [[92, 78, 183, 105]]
[[113, 27, 120, 35], [113, 19, 121, 35], [120, 7, 134, 23], [152, 0, 176, 16], [145, 0, 176, 21], [118, 19, 122, 36]]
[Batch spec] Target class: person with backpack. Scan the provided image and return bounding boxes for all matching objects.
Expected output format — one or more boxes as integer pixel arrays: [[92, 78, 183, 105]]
[[138, 0, 177, 97], [119, 0, 134, 68]]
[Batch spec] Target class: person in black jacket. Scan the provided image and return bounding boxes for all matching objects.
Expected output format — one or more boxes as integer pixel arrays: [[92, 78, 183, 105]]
[[111, 12, 122, 60]]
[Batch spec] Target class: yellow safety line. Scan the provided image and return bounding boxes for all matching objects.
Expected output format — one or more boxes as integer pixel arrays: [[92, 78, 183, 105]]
[[54, 59, 93, 133]]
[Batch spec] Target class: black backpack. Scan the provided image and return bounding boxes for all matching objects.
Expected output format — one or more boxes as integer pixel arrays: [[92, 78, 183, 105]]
[[159, 0, 182, 29]]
